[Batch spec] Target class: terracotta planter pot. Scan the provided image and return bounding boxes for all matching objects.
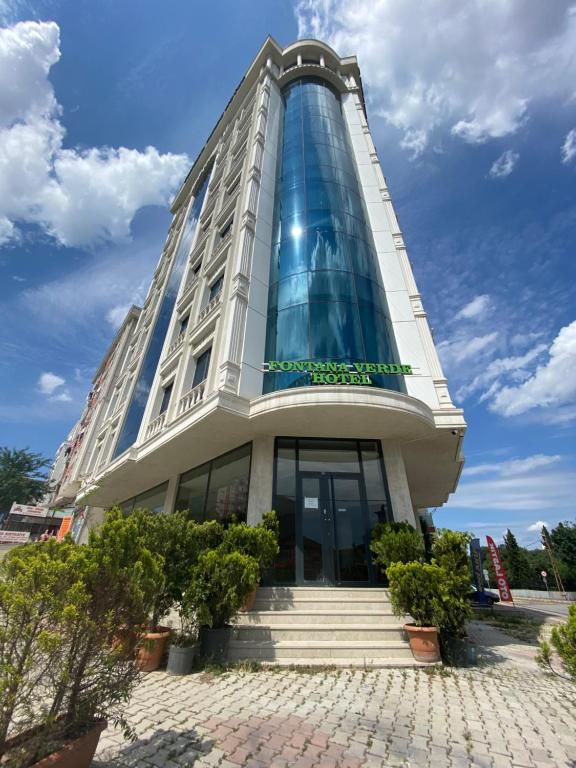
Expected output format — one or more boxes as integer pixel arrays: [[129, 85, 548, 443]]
[[240, 587, 258, 612], [137, 626, 171, 671], [4, 719, 106, 768], [404, 624, 440, 663]]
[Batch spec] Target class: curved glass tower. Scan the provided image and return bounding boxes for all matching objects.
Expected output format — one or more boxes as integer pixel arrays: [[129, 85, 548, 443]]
[[264, 78, 402, 393]]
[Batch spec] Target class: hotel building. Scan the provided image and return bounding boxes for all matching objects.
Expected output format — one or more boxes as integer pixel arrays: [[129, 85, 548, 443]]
[[56, 37, 465, 593]]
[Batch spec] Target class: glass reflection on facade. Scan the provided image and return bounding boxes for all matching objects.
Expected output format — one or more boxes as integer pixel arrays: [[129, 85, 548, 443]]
[[114, 172, 211, 457], [120, 481, 169, 515], [271, 437, 392, 585], [264, 78, 403, 394], [175, 443, 252, 524]]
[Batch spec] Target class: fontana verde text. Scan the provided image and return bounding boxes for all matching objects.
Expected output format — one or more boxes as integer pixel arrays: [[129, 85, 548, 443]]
[[265, 360, 413, 385]]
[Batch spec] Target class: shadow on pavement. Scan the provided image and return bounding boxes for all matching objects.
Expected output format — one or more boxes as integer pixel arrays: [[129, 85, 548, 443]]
[[93, 726, 214, 768]]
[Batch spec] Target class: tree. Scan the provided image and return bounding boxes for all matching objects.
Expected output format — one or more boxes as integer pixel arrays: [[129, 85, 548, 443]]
[[0, 447, 51, 514], [549, 522, 576, 573], [501, 529, 531, 588]]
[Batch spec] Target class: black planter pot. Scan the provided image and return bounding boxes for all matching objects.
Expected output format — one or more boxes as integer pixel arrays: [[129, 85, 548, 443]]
[[440, 633, 470, 666], [200, 627, 231, 663], [167, 643, 198, 675]]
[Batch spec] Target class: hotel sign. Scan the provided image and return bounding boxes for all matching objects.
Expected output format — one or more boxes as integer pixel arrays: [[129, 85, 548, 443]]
[[264, 360, 413, 386]]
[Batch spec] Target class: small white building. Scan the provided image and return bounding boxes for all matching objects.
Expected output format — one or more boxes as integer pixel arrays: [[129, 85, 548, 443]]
[[65, 38, 465, 583]]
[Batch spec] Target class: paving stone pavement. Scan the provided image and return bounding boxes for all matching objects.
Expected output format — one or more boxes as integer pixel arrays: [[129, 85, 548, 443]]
[[94, 627, 576, 768]]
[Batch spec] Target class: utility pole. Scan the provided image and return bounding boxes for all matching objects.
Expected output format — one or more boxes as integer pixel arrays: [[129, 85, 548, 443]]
[[541, 527, 567, 600]]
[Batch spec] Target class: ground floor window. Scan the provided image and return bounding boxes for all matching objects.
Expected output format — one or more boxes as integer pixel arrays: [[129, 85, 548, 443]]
[[119, 481, 169, 515], [271, 437, 392, 585], [175, 442, 252, 524]]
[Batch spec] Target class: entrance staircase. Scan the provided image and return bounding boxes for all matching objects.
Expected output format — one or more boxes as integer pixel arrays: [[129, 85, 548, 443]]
[[229, 586, 418, 667]]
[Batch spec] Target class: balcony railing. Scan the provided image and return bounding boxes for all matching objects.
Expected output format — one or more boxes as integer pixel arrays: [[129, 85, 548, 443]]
[[176, 273, 199, 311], [165, 332, 185, 360], [197, 293, 222, 325], [178, 382, 205, 416], [145, 412, 166, 439]]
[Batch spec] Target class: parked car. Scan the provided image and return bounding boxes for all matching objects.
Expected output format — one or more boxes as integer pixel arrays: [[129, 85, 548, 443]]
[[468, 586, 500, 605]]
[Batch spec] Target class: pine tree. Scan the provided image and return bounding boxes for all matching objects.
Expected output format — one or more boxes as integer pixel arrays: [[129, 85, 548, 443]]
[[501, 529, 531, 588], [0, 447, 51, 515]]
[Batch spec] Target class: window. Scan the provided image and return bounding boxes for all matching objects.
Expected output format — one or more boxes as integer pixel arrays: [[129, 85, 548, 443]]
[[159, 383, 173, 415], [193, 260, 202, 276], [179, 314, 189, 336], [175, 443, 252, 524], [220, 220, 233, 240], [120, 481, 169, 515], [192, 347, 211, 388], [209, 274, 224, 302]]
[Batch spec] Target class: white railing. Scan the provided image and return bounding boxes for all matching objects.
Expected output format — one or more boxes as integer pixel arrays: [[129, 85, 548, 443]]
[[145, 412, 166, 439], [178, 382, 205, 416], [179, 273, 199, 304], [165, 332, 185, 359], [197, 293, 222, 325]]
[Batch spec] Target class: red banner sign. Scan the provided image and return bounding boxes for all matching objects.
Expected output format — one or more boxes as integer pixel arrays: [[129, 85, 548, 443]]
[[486, 536, 513, 603]]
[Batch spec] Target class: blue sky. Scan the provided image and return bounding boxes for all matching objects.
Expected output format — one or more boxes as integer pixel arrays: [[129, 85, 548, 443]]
[[0, 0, 574, 545]]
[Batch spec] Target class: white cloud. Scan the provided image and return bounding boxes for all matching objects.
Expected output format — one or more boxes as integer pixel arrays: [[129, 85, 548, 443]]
[[38, 371, 65, 395], [50, 390, 72, 403], [488, 150, 519, 179], [561, 128, 576, 164], [437, 331, 498, 368], [490, 320, 576, 417], [527, 520, 548, 532], [455, 294, 491, 320], [457, 344, 547, 401], [464, 454, 561, 477], [447, 469, 575, 512], [0, 21, 189, 248], [106, 304, 132, 330], [296, 1, 576, 156]]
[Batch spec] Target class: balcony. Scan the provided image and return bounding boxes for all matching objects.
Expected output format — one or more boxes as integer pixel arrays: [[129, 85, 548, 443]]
[[145, 412, 166, 440], [176, 273, 199, 312], [165, 331, 185, 360], [178, 382, 205, 416], [197, 293, 222, 326]]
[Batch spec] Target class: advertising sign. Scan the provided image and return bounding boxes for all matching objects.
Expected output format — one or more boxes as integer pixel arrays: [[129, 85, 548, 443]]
[[9, 502, 49, 518], [486, 535, 513, 603], [0, 530, 30, 544], [264, 360, 413, 386], [470, 538, 485, 592], [56, 516, 73, 541]]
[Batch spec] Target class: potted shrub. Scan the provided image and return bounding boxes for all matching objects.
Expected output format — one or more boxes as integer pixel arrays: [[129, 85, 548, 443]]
[[0, 510, 161, 767], [371, 521, 424, 578], [185, 549, 260, 663], [129, 510, 225, 671], [431, 529, 473, 665], [387, 561, 443, 662], [166, 611, 199, 676], [219, 513, 279, 611]]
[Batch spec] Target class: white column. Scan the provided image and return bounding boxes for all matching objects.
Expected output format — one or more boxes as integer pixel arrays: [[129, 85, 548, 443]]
[[246, 435, 274, 526], [382, 443, 418, 528]]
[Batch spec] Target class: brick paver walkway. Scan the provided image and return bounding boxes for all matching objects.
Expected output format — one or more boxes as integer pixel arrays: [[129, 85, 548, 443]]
[[94, 625, 576, 767]]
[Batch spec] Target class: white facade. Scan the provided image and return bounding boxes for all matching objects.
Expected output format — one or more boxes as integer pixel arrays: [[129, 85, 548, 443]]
[[64, 38, 465, 576]]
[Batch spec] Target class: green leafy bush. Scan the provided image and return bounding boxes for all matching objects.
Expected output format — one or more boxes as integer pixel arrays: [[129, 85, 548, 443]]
[[184, 550, 260, 628], [219, 518, 279, 568], [386, 561, 443, 627], [538, 604, 576, 680], [0, 511, 162, 767], [432, 529, 472, 638], [371, 521, 424, 573]]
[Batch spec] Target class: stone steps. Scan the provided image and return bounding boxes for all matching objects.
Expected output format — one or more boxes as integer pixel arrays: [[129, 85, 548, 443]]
[[227, 639, 414, 662], [237, 610, 398, 625], [228, 586, 418, 668], [232, 623, 406, 642]]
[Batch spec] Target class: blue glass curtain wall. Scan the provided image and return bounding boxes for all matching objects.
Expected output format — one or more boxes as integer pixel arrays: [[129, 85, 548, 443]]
[[114, 172, 210, 457], [264, 78, 402, 394]]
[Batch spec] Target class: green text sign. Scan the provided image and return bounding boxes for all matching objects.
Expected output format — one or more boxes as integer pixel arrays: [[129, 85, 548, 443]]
[[264, 360, 412, 386]]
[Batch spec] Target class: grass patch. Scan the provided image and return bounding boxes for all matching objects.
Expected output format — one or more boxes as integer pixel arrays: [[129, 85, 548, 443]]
[[473, 611, 546, 643]]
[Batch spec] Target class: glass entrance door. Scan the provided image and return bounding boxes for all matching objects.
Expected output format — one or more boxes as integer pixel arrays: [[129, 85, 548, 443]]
[[298, 471, 370, 584]]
